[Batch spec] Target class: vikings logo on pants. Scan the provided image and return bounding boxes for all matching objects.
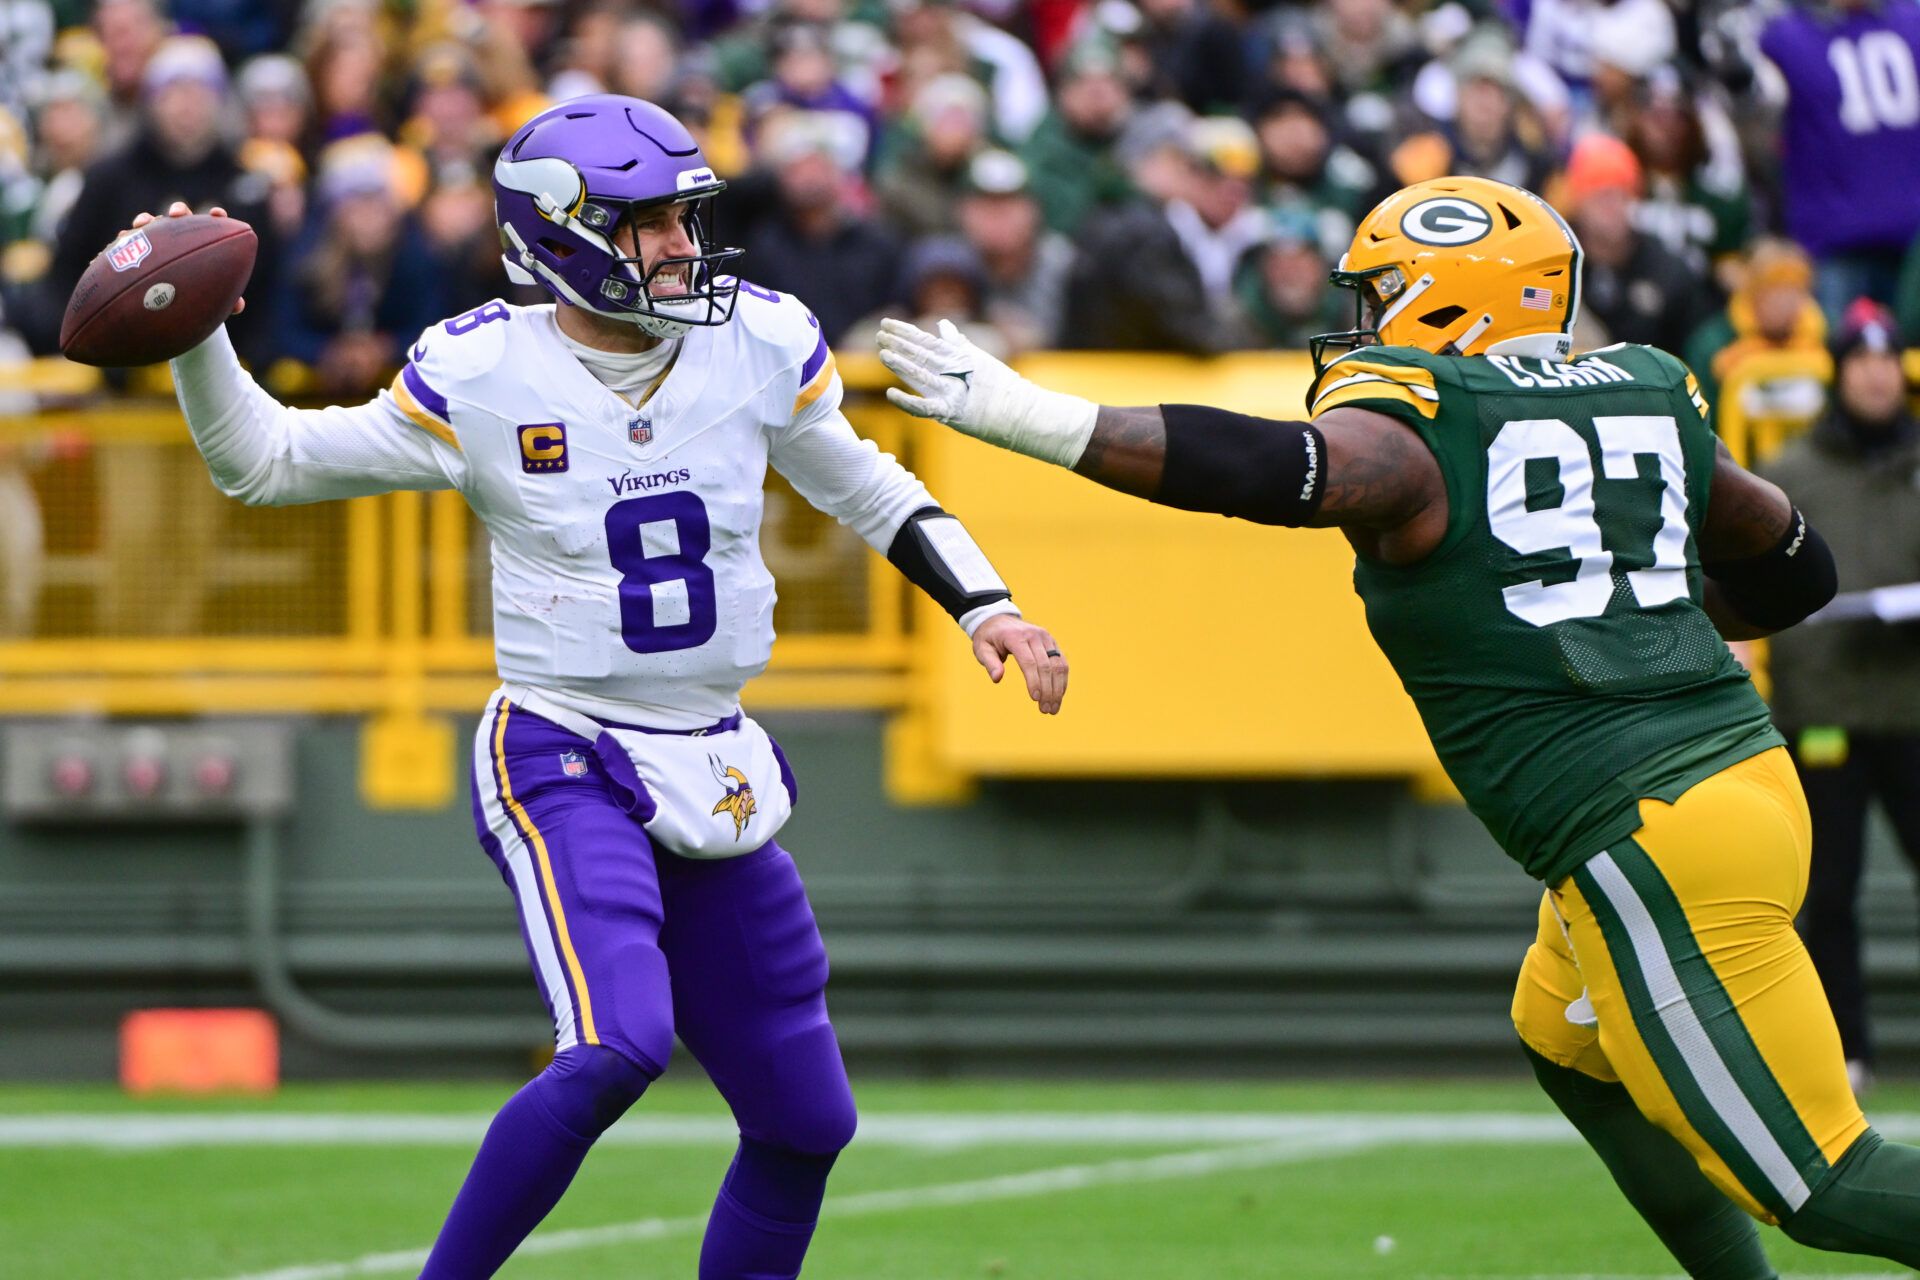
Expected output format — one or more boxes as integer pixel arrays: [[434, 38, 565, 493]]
[[710, 755, 756, 839]]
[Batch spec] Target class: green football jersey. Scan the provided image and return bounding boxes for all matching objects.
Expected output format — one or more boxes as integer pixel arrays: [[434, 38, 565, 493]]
[[1310, 343, 1784, 885]]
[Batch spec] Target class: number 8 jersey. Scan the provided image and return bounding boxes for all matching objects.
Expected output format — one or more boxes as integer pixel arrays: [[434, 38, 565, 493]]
[[389, 288, 930, 728], [1310, 343, 1784, 885]]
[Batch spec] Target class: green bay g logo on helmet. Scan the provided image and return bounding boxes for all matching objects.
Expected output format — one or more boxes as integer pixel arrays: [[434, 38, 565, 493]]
[[1399, 197, 1495, 246]]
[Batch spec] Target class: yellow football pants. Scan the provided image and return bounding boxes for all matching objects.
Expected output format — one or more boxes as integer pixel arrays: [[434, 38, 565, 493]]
[[1512, 746, 1868, 1224]]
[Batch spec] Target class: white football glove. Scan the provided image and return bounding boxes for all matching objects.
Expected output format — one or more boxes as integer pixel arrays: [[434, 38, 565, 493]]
[[876, 318, 1099, 469]]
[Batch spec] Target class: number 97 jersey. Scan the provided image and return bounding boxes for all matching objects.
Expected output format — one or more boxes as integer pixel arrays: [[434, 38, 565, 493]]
[[395, 287, 843, 727], [1309, 343, 1785, 886]]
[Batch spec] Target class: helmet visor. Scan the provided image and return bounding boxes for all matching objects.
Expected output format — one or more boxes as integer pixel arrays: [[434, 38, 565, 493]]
[[1308, 264, 1405, 390]]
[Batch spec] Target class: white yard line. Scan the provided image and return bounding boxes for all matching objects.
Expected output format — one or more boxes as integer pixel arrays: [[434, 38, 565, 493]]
[[0, 1109, 1669, 1150], [13, 1108, 1915, 1151], [14, 1108, 1908, 1279], [206, 1129, 1387, 1280]]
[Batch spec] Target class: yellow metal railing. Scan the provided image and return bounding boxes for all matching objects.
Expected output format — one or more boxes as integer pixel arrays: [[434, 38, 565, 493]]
[[0, 362, 912, 716]]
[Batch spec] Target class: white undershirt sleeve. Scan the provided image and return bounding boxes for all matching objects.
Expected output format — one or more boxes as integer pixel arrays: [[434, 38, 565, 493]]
[[768, 405, 939, 553], [170, 327, 464, 506], [769, 406, 1022, 636]]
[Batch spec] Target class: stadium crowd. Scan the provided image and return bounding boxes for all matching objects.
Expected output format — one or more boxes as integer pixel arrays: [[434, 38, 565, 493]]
[[0, 0, 1918, 397]]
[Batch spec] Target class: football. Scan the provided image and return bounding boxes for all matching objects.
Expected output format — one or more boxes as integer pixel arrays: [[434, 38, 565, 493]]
[[59, 214, 257, 367]]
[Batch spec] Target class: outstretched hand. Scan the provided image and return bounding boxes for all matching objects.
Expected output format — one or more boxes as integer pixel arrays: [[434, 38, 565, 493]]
[[971, 612, 1068, 715], [875, 317, 1097, 468], [124, 202, 246, 316]]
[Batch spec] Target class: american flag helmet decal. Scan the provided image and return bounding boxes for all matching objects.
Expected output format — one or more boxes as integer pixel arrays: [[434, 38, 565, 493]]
[[1520, 286, 1553, 311]]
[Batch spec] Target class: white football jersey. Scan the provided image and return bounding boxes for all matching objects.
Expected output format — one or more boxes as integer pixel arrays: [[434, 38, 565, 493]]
[[171, 285, 988, 727]]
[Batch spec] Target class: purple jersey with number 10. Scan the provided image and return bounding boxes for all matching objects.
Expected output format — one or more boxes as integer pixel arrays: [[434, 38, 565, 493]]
[[1762, 1, 1920, 258]]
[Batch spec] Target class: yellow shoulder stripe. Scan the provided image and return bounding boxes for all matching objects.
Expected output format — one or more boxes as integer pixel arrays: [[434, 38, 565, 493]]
[[390, 373, 461, 452], [1684, 372, 1711, 420], [792, 350, 839, 416], [1311, 378, 1440, 421], [1323, 358, 1439, 394]]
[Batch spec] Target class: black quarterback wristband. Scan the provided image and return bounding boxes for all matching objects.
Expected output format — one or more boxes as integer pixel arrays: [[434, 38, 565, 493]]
[[1158, 404, 1327, 526], [886, 505, 1013, 622]]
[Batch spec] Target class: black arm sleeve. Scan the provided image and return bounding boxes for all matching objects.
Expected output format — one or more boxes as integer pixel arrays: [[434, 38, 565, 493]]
[[885, 505, 1014, 624], [1157, 404, 1327, 525], [1702, 508, 1838, 631]]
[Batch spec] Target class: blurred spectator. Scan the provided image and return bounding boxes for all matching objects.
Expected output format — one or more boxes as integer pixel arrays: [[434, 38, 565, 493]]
[[1313, 0, 1421, 104], [1561, 133, 1702, 355], [604, 14, 680, 104], [0, 0, 56, 119], [889, 0, 1047, 145], [236, 54, 310, 241], [954, 149, 1072, 350], [1761, 0, 1920, 320], [169, 0, 299, 64], [1251, 88, 1376, 250], [276, 137, 445, 397], [1391, 30, 1555, 193], [745, 21, 878, 164], [1020, 42, 1135, 234], [1624, 65, 1749, 286], [1133, 0, 1248, 115], [304, 18, 385, 145], [421, 165, 511, 319], [480, 0, 564, 74], [741, 113, 900, 345], [1521, 0, 1674, 109], [93, 0, 167, 153], [1233, 207, 1349, 349], [1684, 239, 1828, 420], [1900, 229, 1920, 344], [23, 71, 102, 250], [846, 235, 1008, 357], [1761, 301, 1920, 1093], [875, 74, 989, 238], [400, 44, 500, 185], [1061, 114, 1257, 352], [35, 35, 275, 359], [544, 3, 622, 100], [0, 110, 34, 264]]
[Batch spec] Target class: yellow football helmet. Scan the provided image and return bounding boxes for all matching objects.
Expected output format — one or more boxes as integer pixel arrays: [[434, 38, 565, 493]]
[[1309, 176, 1583, 381]]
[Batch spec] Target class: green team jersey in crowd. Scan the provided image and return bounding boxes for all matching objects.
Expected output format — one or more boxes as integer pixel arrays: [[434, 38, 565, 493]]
[[1307, 343, 1784, 886]]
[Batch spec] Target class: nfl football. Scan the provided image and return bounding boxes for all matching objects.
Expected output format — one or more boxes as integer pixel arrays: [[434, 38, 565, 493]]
[[59, 214, 257, 367]]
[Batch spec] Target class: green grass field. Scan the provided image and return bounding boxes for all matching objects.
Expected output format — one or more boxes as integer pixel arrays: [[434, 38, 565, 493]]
[[4, 1077, 1917, 1280]]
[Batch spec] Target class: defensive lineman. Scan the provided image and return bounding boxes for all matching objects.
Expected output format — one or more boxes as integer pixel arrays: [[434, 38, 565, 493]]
[[154, 96, 1066, 1277], [881, 176, 1920, 1275]]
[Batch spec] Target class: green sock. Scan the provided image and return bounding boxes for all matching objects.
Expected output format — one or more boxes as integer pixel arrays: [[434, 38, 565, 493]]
[[1782, 1129, 1920, 1265], [1523, 1044, 1778, 1280]]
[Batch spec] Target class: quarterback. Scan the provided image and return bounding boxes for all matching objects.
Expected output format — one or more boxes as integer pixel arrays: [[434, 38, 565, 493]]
[[149, 96, 1065, 1277], [881, 176, 1920, 1275]]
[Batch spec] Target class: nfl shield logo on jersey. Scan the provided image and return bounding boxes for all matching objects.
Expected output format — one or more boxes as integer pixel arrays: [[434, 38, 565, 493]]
[[107, 232, 152, 273], [558, 750, 589, 779], [628, 414, 653, 446]]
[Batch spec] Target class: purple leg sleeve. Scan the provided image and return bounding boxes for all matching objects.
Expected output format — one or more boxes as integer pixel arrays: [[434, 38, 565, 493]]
[[658, 842, 858, 1280], [437, 698, 680, 1276], [420, 1045, 655, 1279]]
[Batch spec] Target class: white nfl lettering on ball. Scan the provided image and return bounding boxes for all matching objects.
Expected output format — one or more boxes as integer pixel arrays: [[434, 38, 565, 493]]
[[1399, 197, 1494, 247], [143, 282, 176, 311]]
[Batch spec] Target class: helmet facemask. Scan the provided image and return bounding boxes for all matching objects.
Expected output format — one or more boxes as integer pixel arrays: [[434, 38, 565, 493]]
[[508, 191, 743, 338], [1310, 264, 1407, 381], [591, 194, 742, 338]]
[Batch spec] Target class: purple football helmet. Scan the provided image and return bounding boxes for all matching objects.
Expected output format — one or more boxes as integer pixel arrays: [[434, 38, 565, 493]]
[[493, 95, 741, 338]]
